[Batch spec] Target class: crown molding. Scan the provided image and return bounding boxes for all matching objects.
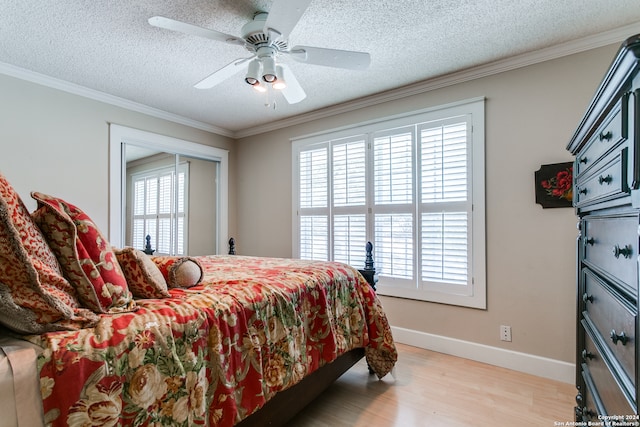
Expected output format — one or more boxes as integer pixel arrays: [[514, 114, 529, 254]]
[[235, 22, 640, 138], [0, 62, 234, 138]]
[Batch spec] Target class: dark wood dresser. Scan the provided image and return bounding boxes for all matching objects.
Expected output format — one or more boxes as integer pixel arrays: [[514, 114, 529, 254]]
[[567, 34, 640, 423]]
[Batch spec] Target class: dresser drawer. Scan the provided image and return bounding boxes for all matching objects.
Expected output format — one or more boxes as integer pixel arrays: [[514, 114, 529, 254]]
[[576, 362, 606, 421], [583, 269, 636, 387], [576, 105, 625, 178], [577, 371, 600, 422], [575, 148, 629, 209], [582, 330, 635, 416], [583, 214, 639, 297]]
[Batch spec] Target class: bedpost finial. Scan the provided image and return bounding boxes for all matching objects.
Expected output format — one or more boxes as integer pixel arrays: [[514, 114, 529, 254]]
[[364, 241, 374, 271], [143, 234, 155, 255], [228, 237, 236, 255]]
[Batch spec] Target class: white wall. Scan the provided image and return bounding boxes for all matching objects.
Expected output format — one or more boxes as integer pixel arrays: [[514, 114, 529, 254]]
[[0, 74, 236, 240], [234, 43, 621, 364]]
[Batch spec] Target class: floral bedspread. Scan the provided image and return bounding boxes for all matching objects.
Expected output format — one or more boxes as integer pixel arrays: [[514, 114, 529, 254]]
[[26, 256, 397, 427]]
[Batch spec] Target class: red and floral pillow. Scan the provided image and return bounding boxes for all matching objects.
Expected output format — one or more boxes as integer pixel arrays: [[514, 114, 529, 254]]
[[114, 247, 170, 299], [31, 192, 137, 314], [151, 256, 203, 288], [0, 172, 99, 333]]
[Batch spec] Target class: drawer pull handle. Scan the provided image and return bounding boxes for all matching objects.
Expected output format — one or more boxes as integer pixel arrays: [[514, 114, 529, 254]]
[[599, 130, 613, 141], [613, 244, 632, 259], [610, 330, 629, 345], [579, 156, 588, 164], [581, 349, 594, 361], [585, 237, 595, 246], [597, 174, 612, 185], [578, 188, 588, 195], [582, 293, 593, 304]]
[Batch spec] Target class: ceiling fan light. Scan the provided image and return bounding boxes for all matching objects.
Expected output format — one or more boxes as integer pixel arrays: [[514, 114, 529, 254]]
[[261, 56, 277, 83], [253, 82, 267, 93], [244, 59, 262, 86], [273, 65, 286, 90]]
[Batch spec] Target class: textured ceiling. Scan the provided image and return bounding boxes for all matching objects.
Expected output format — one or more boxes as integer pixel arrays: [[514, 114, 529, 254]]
[[1, 1, 640, 136]]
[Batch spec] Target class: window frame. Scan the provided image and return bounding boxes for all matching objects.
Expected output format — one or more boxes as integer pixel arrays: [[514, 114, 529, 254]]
[[292, 97, 486, 309]]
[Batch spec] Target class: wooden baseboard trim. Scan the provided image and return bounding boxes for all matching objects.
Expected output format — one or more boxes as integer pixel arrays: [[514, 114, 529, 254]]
[[391, 326, 575, 384]]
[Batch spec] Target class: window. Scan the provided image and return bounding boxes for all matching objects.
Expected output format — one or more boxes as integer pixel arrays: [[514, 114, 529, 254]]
[[131, 163, 189, 255], [293, 98, 485, 308]]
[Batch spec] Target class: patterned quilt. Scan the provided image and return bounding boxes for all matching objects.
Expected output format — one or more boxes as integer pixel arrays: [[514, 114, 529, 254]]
[[25, 256, 397, 427]]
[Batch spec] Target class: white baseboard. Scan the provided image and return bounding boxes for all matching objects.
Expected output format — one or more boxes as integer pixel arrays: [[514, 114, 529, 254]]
[[391, 326, 575, 384]]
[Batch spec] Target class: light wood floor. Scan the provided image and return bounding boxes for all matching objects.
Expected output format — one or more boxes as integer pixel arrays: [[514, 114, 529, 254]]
[[285, 343, 576, 427]]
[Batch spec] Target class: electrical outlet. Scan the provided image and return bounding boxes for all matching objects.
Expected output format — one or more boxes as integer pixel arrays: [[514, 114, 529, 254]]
[[500, 325, 512, 342]]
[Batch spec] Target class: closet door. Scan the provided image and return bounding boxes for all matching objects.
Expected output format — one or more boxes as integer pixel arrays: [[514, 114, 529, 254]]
[[125, 148, 218, 256]]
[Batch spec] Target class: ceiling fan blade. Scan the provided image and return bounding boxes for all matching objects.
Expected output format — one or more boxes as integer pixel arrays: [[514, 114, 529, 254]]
[[263, 0, 312, 40], [194, 57, 252, 89], [148, 16, 245, 46], [279, 64, 306, 104], [288, 45, 371, 70]]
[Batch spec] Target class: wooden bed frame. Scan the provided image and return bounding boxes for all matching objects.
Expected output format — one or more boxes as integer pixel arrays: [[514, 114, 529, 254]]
[[237, 348, 366, 426], [228, 238, 376, 427]]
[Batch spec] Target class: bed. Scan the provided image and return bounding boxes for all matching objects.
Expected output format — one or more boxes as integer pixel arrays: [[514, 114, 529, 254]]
[[0, 172, 397, 427]]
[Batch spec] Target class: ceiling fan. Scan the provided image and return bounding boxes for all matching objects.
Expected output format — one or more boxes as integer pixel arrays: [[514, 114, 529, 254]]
[[148, 0, 370, 104]]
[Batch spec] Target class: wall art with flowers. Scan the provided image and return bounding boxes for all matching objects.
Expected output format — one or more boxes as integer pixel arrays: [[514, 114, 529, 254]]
[[535, 162, 573, 208]]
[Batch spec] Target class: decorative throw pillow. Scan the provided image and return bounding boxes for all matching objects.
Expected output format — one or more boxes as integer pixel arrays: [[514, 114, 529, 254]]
[[114, 247, 170, 299], [151, 256, 203, 288], [0, 172, 99, 333], [0, 284, 98, 334], [31, 192, 137, 314]]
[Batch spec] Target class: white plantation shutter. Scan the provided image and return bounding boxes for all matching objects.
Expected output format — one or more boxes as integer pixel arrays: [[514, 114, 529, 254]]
[[299, 148, 328, 209], [421, 212, 467, 284], [334, 214, 366, 266], [146, 178, 158, 215], [132, 179, 147, 250], [333, 140, 366, 206], [332, 138, 367, 267], [300, 215, 328, 260], [374, 130, 413, 204], [157, 172, 173, 254], [157, 217, 171, 254], [298, 146, 329, 259], [298, 138, 368, 266], [421, 122, 468, 203], [131, 163, 189, 255], [419, 120, 470, 288], [293, 98, 485, 308], [374, 213, 413, 279], [372, 128, 414, 281], [176, 172, 186, 254]]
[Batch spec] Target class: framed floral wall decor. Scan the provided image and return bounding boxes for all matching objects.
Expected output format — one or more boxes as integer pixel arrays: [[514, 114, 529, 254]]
[[535, 162, 573, 208]]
